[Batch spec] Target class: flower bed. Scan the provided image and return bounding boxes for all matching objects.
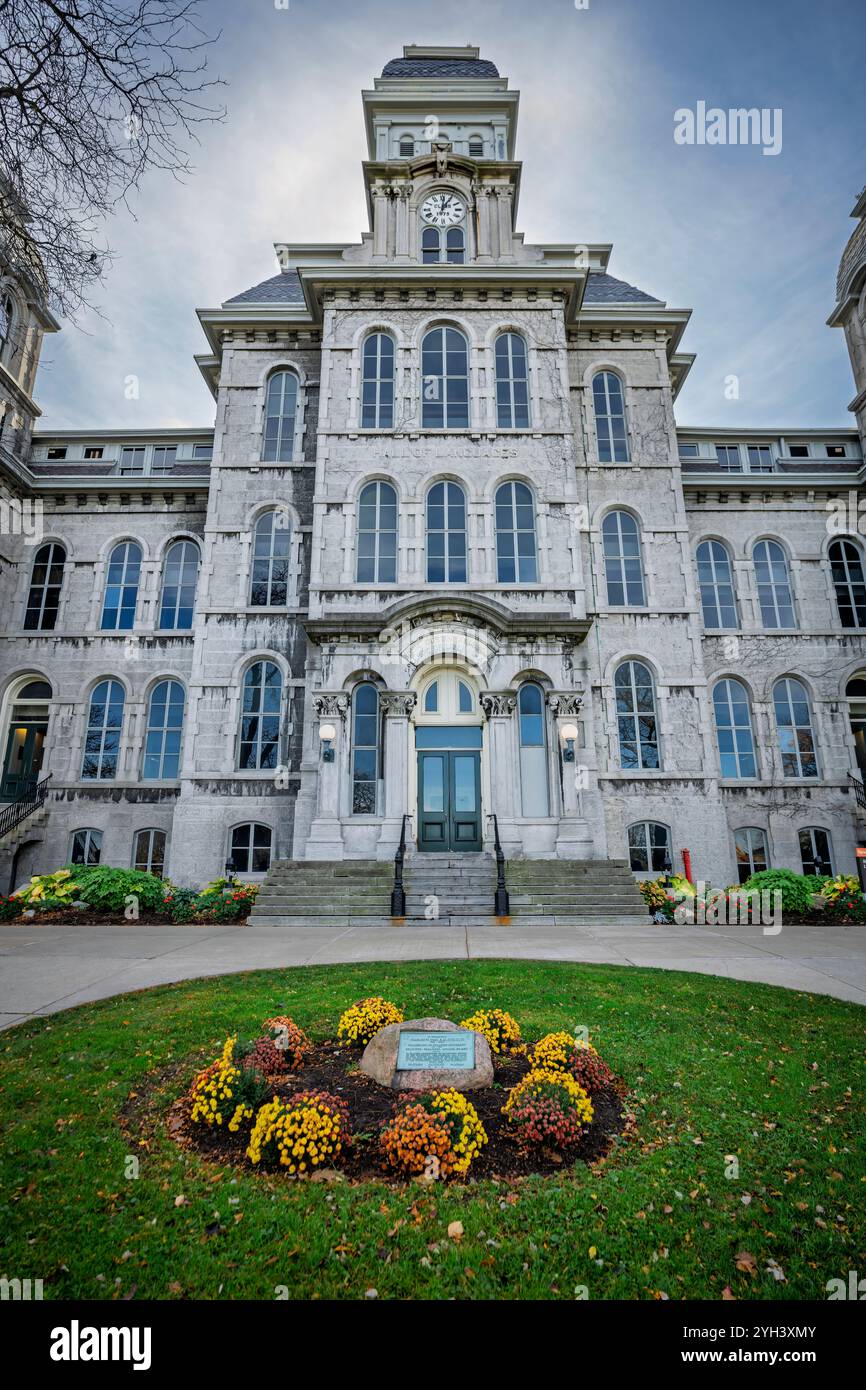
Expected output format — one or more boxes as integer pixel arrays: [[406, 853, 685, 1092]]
[[169, 1002, 627, 1182], [6, 867, 259, 926], [638, 869, 866, 926]]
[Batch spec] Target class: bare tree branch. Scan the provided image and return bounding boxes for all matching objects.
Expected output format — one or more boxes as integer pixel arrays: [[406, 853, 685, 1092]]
[[0, 0, 226, 317]]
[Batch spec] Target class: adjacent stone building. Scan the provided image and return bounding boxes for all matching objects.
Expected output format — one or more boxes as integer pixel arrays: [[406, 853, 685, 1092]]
[[2, 45, 866, 895]]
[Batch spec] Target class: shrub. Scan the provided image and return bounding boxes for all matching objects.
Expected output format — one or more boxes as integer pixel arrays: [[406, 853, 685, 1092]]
[[529, 1032, 615, 1095], [0, 894, 25, 921], [246, 1090, 349, 1172], [262, 1016, 310, 1070], [380, 1089, 487, 1178], [237, 1038, 287, 1079], [63, 865, 167, 913], [208, 885, 259, 922], [503, 1067, 594, 1147], [163, 887, 198, 923], [742, 869, 814, 916], [459, 1008, 521, 1055], [15, 868, 79, 906], [821, 875, 866, 923], [337, 997, 403, 1046], [189, 1036, 269, 1131]]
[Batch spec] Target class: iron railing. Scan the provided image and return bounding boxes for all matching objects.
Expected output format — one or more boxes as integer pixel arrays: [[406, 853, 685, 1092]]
[[391, 813, 410, 916], [489, 813, 510, 916], [849, 771, 866, 810], [0, 774, 52, 840]]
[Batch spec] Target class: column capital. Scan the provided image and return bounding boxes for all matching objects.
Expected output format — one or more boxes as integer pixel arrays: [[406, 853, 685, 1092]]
[[381, 690, 417, 717], [481, 691, 516, 718], [312, 692, 350, 720], [547, 691, 584, 717]]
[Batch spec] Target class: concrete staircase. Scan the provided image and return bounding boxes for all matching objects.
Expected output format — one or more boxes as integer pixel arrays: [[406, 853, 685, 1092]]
[[248, 854, 647, 927]]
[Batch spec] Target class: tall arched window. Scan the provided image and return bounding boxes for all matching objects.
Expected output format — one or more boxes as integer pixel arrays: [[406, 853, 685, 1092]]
[[0, 290, 14, 357], [592, 371, 629, 463], [615, 661, 660, 769], [421, 227, 465, 264], [352, 684, 380, 814], [696, 540, 737, 629], [628, 821, 671, 873], [829, 538, 866, 629], [734, 827, 768, 883], [602, 511, 645, 606], [361, 333, 395, 429], [82, 680, 125, 779], [495, 333, 530, 428], [421, 327, 469, 428], [713, 679, 757, 779], [250, 511, 290, 606], [495, 481, 537, 582], [799, 827, 833, 877], [773, 677, 818, 778], [158, 540, 199, 630], [100, 541, 141, 631], [262, 370, 299, 462], [518, 683, 549, 815], [238, 661, 281, 770], [753, 540, 796, 629], [143, 680, 185, 780], [24, 543, 65, 631], [357, 481, 398, 583], [426, 481, 467, 582]]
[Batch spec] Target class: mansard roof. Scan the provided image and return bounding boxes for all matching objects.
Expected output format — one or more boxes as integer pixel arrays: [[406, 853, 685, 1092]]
[[381, 55, 500, 78], [583, 273, 661, 305], [225, 270, 305, 305]]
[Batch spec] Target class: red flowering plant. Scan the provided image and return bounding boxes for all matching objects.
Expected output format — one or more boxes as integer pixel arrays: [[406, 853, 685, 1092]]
[[0, 894, 25, 922], [502, 1068, 594, 1149]]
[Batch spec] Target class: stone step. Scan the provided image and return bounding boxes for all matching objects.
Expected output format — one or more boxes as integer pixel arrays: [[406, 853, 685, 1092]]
[[250, 913, 648, 928]]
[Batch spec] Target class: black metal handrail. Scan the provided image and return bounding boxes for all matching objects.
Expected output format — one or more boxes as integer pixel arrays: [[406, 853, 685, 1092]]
[[391, 813, 410, 916], [849, 771, 866, 810], [489, 813, 510, 916], [0, 774, 52, 840]]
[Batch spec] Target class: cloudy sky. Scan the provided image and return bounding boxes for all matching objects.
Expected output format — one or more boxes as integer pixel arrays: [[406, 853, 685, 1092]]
[[35, 0, 865, 432]]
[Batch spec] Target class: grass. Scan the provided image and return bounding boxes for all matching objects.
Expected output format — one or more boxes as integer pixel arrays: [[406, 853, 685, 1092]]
[[0, 960, 864, 1301]]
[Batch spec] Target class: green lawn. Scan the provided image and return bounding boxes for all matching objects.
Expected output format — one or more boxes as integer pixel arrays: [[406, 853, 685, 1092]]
[[1, 960, 864, 1301]]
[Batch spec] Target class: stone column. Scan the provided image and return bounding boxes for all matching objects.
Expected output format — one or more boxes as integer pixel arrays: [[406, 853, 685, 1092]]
[[305, 693, 349, 859], [548, 692, 596, 859], [372, 184, 389, 261], [481, 692, 521, 855], [496, 187, 515, 261], [475, 186, 493, 262], [395, 184, 413, 260], [376, 691, 417, 859]]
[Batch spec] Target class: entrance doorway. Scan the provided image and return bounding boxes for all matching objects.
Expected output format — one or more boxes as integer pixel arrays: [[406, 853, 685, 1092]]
[[1, 679, 51, 800], [846, 675, 866, 774], [417, 746, 482, 851], [413, 668, 483, 853]]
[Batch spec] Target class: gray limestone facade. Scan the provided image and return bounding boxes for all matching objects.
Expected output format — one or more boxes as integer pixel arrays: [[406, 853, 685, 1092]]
[[2, 45, 866, 894]]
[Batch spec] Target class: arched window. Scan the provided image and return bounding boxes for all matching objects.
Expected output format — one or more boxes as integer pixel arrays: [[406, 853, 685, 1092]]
[[495, 333, 530, 428], [829, 539, 866, 628], [399, 136, 414, 157], [468, 137, 484, 158], [0, 290, 13, 356], [262, 370, 299, 462], [352, 684, 380, 814], [799, 827, 833, 877], [421, 227, 465, 265], [713, 678, 756, 778], [421, 327, 469, 428], [158, 540, 199, 630], [602, 511, 645, 606], [361, 333, 395, 429], [424, 681, 439, 713], [24, 542, 66, 631], [100, 541, 141, 631], [250, 511, 290, 606], [143, 680, 185, 780], [229, 823, 272, 873], [357, 481, 398, 583], [753, 540, 796, 629], [615, 661, 660, 769], [426, 481, 467, 582], [418, 672, 475, 719], [458, 679, 474, 713], [628, 821, 671, 873], [238, 661, 281, 770], [696, 540, 737, 629], [69, 828, 102, 866], [495, 481, 537, 582], [134, 828, 167, 877], [734, 827, 768, 883], [593, 371, 629, 463], [518, 683, 549, 815], [82, 680, 125, 779], [773, 677, 818, 778]]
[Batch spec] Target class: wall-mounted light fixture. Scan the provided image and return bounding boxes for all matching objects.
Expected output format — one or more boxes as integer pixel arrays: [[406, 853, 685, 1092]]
[[319, 722, 337, 762], [560, 722, 578, 762]]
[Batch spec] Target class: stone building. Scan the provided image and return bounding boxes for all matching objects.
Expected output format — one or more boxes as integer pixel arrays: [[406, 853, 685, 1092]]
[[2, 45, 866, 904]]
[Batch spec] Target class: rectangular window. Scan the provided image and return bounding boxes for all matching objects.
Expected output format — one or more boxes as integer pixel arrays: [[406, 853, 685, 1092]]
[[679, 443, 699, 457], [151, 446, 177, 474], [746, 445, 773, 473], [193, 444, 213, 459], [788, 444, 809, 457], [84, 447, 104, 459], [715, 445, 741, 472], [119, 446, 146, 474], [46, 447, 67, 460], [826, 444, 846, 458]]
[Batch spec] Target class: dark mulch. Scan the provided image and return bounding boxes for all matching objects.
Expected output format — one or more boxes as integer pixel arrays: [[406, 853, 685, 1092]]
[[7, 910, 250, 926], [160, 1040, 627, 1183]]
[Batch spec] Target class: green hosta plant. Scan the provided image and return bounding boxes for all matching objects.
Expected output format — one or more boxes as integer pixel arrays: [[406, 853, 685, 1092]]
[[15, 868, 79, 905], [742, 869, 814, 916]]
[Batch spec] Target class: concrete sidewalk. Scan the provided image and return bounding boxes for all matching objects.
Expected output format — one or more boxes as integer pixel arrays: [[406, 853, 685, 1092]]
[[1, 918, 865, 1028]]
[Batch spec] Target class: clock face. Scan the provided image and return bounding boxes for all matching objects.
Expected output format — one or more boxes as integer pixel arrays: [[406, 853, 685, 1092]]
[[421, 193, 465, 228]]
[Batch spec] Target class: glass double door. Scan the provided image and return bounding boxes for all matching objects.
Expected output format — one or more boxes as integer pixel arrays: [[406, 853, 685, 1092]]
[[417, 749, 482, 852], [1, 722, 47, 799]]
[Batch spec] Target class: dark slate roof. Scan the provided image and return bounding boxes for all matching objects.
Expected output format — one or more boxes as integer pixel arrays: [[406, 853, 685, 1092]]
[[583, 272, 661, 305], [224, 270, 305, 306], [382, 56, 499, 78]]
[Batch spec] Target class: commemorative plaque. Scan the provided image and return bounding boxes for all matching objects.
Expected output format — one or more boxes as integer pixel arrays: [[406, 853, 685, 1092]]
[[359, 1016, 494, 1091], [396, 1029, 475, 1072]]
